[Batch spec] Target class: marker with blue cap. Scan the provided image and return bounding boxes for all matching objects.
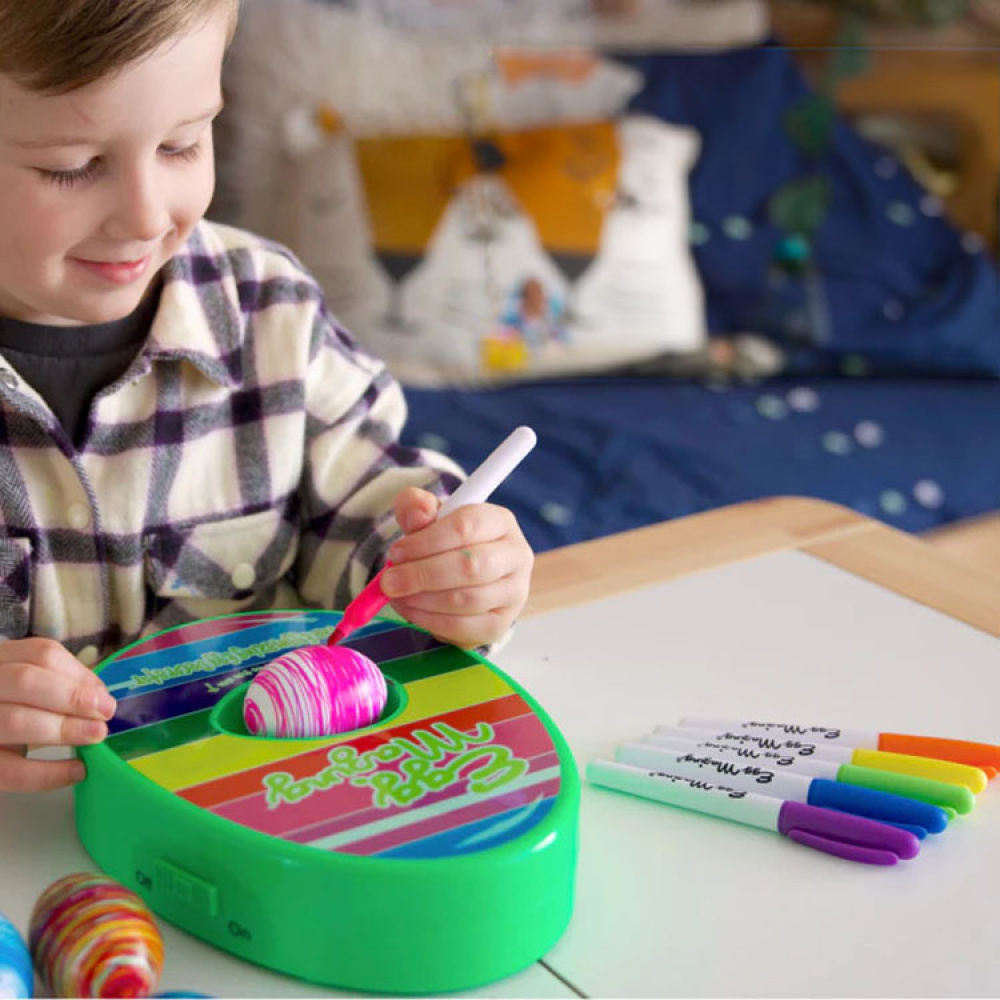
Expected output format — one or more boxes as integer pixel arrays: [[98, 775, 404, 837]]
[[615, 742, 948, 838]]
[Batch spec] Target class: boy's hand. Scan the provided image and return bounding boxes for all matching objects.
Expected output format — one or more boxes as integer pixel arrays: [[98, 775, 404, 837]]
[[383, 488, 533, 648], [0, 639, 116, 792]]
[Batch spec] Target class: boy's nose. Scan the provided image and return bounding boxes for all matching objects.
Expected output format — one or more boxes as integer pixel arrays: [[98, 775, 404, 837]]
[[105, 171, 172, 244]]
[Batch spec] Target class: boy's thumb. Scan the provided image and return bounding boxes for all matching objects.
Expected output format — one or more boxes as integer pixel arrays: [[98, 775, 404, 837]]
[[394, 487, 440, 535]]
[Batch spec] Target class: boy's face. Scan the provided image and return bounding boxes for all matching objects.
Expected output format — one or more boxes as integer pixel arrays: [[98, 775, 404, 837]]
[[0, 9, 229, 326]]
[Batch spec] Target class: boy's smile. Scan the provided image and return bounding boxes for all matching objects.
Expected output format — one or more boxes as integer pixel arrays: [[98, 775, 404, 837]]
[[0, 8, 229, 327], [72, 256, 153, 287]]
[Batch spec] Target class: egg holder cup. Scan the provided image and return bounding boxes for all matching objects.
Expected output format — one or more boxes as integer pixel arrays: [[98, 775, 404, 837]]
[[75, 610, 579, 994]]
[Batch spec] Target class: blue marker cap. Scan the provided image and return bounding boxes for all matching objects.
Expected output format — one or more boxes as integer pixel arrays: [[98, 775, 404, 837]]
[[807, 778, 949, 837]]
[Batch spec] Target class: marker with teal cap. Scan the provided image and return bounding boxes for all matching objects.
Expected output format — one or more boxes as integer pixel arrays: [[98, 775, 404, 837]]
[[643, 734, 975, 817], [616, 743, 948, 838], [588, 761, 920, 866]]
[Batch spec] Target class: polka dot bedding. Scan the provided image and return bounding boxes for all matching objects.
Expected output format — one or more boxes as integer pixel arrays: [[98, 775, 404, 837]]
[[403, 376, 1000, 552]]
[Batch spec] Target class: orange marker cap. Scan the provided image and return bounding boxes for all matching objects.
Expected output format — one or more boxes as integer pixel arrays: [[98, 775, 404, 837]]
[[878, 733, 1000, 776]]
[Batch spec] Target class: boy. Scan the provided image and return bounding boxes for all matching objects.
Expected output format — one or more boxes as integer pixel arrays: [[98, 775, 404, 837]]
[[0, 0, 533, 793]]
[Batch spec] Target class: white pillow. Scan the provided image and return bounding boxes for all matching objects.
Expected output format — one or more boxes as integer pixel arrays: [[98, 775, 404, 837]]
[[222, 0, 712, 385]]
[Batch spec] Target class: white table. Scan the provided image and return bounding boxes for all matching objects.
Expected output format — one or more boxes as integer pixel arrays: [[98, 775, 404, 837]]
[[3, 499, 999, 997], [506, 547, 1000, 998]]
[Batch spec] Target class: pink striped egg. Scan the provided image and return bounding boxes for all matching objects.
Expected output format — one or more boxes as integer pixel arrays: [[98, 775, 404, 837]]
[[243, 645, 388, 739]]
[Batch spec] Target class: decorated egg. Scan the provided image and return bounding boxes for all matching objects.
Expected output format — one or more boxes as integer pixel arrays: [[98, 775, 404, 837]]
[[243, 643, 387, 738], [29, 873, 164, 998], [0, 913, 32, 999]]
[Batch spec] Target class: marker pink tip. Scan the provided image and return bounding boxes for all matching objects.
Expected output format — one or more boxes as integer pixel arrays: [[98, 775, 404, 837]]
[[327, 566, 390, 646]]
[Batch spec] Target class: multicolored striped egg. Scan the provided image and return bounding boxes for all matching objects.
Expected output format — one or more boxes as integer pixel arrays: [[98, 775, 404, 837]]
[[29, 873, 163, 999], [243, 644, 388, 738]]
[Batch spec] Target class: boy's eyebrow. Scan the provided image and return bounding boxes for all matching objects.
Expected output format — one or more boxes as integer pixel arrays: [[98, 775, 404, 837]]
[[11, 101, 225, 149]]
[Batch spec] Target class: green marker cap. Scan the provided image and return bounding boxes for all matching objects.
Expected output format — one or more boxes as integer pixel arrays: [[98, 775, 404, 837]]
[[839, 763, 974, 818]]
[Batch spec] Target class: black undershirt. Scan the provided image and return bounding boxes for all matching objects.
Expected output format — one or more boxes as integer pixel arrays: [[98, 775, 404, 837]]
[[0, 288, 159, 447]]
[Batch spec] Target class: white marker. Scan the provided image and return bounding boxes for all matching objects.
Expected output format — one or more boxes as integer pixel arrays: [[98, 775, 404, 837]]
[[436, 426, 537, 517], [329, 426, 537, 644], [658, 723, 987, 793], [678, 716, 1000, 773], [642, 734, 975, 815]]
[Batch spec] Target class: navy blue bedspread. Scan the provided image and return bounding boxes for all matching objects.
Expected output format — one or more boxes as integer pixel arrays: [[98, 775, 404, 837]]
[[401, 377, 1000, 552], [395, 45, 1000, 553]]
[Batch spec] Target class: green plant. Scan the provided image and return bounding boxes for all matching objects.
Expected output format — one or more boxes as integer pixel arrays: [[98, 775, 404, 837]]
[[788, 0, 969, 25], [767, 0, 970, 341]]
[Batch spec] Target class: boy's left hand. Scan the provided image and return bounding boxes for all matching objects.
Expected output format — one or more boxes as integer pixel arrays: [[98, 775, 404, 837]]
[[382, 488, 534, 649]]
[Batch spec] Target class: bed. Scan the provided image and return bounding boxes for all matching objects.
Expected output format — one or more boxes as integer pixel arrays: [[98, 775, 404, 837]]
[[401, 375, 1000, 552], [218, 2, 1000, 556]]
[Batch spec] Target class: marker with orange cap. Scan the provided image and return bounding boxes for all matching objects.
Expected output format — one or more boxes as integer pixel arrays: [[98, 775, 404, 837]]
[[677, 717, 999, 781]]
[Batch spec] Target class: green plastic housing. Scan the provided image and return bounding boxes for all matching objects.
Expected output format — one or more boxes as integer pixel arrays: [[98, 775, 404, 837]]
[[74, 611, 579, 994]]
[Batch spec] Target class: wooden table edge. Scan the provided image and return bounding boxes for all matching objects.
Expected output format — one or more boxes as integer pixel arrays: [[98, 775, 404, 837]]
[[526, 496, 1000, 638]]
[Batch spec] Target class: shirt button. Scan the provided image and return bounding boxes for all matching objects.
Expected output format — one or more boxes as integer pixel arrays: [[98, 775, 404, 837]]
[[78, 645, 100, 667], [0, 370, 17, 389], [67, 504, 92, 530], [231, 563, 256, 590]]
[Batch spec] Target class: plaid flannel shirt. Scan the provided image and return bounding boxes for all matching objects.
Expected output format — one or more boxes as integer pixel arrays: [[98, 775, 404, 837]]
[[0, 222, 463, 666]]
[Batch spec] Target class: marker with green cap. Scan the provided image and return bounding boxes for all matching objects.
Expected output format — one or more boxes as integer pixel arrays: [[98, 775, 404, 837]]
[[642, 735, 975, 817], [836, 762, 971, 818]]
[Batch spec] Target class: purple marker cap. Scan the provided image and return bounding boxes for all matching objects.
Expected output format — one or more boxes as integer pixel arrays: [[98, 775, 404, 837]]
[[778, 800, 920, 865]]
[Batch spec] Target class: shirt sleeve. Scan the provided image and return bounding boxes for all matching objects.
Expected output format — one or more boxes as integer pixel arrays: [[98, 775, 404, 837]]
[[293, 303, 465, 611]]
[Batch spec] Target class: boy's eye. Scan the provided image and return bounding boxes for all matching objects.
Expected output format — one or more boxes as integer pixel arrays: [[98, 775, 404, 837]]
[[160, 142, 203, 162], [38, 159, 101, 188], [35, 142, 203, 188]]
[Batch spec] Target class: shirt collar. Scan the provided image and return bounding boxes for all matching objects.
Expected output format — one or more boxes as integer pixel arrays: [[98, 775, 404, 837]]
[[143, 223, 245, 387]]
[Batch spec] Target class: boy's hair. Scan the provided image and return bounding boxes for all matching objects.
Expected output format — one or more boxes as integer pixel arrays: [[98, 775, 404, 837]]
[[0, 0, 240, 95]]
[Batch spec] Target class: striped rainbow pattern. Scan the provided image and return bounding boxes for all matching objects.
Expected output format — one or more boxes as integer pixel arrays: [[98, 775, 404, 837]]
[[99, 611, 562, 860], [29, 873, 164, 999]]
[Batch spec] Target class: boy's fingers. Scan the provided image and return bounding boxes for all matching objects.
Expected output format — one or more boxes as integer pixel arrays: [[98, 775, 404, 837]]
[[398, 608, 513, 650], [389, 504, 514, 563], [382, 539, 524, 598], [0, 666, 115, 721], [0, 704, 107, 749], [0, 638, 105, 688], [390, 574, 525, 617], [0, 746, 86, 793]]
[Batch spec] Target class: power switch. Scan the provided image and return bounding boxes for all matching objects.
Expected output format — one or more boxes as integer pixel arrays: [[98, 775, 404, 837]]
[[153, 859, 220, 917]]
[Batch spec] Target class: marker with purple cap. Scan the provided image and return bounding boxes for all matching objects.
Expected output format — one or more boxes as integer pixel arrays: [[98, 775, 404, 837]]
[[587, 759, 921, 865]]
